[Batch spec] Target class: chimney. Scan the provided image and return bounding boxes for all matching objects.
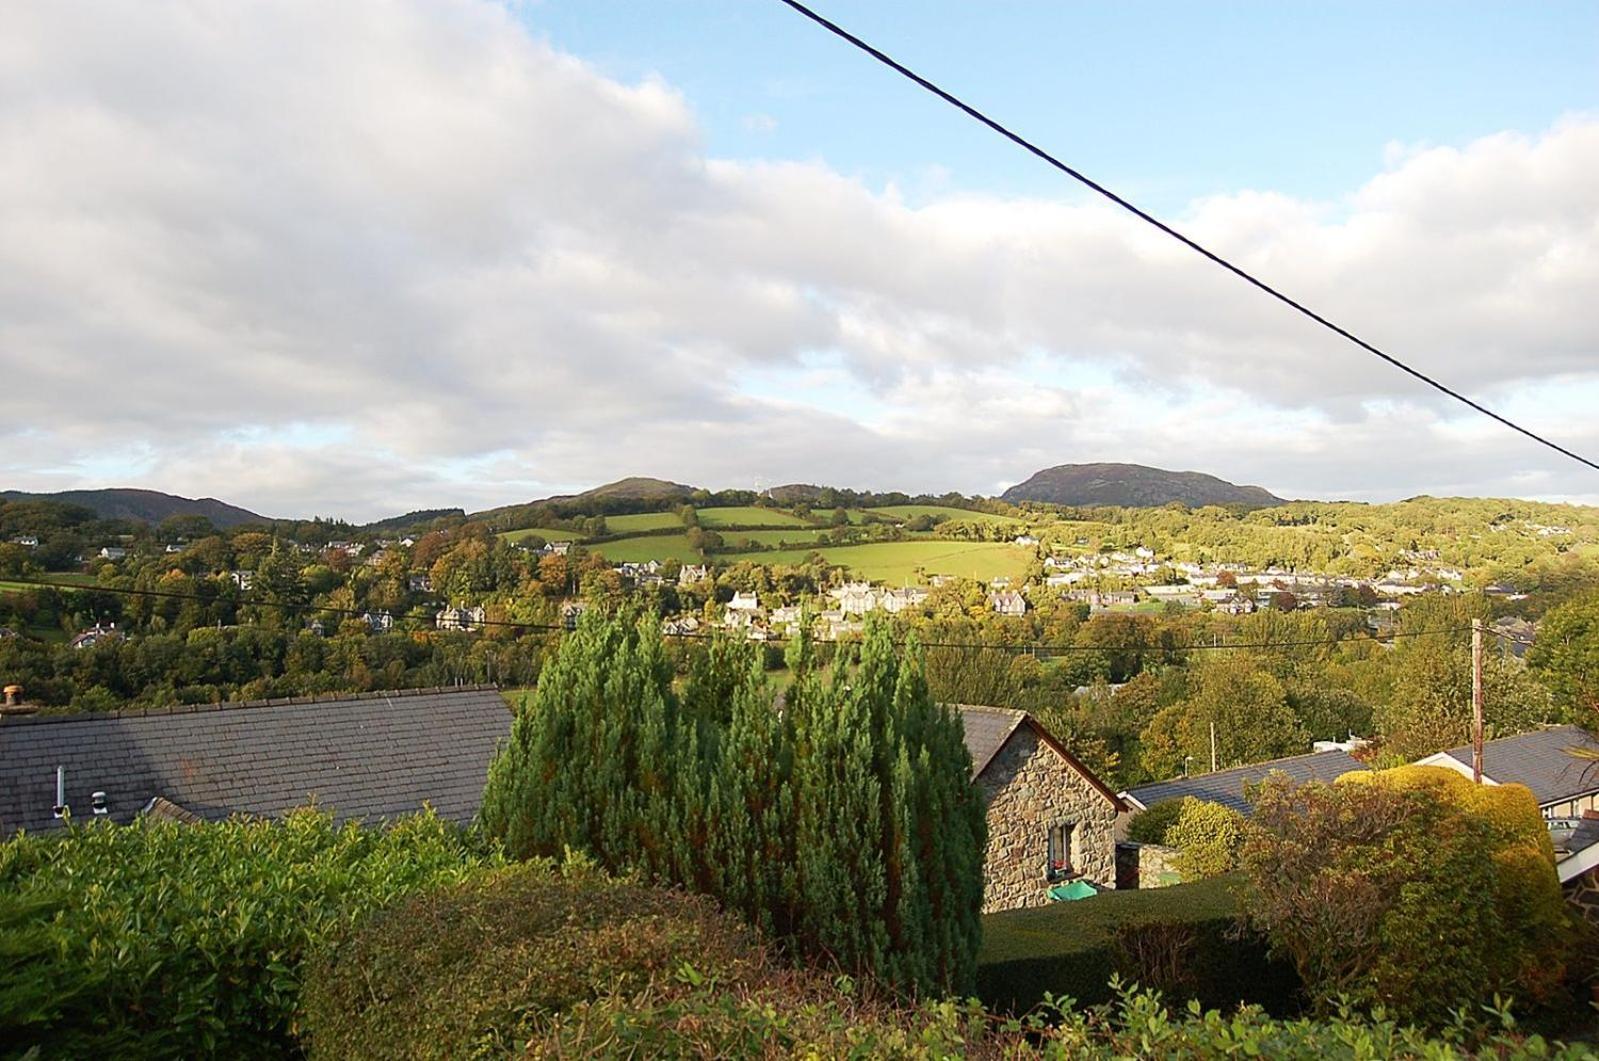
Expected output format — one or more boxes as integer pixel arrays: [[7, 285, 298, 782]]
[[0, 684, 34, 717]]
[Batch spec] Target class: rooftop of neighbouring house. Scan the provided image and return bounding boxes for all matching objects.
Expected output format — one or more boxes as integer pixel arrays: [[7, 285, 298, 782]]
[[0, 685, 512, 836], [1432, 725, 1599, 807], [1124, 749, 1369, 815]]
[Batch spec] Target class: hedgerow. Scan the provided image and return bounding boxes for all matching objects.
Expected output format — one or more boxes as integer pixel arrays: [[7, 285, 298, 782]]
[[300, 860, 764, 1060], [0, 809, 498, 1059], [975, 876, 1299, 1016]]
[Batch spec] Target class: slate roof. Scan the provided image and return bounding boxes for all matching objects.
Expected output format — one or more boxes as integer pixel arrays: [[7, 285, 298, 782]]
[[953, 704, 1123, 809], [955, 704, 1029, 778], [0, 686, 511, 836], [1124, 749, 1368, 815], [1437, 725, 1599, 807]]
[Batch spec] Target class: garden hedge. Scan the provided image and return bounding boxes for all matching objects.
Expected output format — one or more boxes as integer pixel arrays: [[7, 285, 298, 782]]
[[975, 876, 1299, 1016]]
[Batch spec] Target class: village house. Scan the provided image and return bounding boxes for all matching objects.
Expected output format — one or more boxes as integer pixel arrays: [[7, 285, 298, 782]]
[[11, 535, 39, 548], [881, 586, 928, 614], [0, 686, 511, 837], [831, 581, 878, 616], [69, 623, 123, 651], [957, 705, 1123, 912], [988, 590, 1028, 617], [678, 564, 709, 585], [97, 546, 126, 561], [1410, 726, 1599, 924], [560, 600, 588, 629], [434, 604, 486, 632], [229, 570, 255, 591], [363, 611, 393, 634], [1414, 725, 1599, 819], [662, 615, 702, 637], [727, 591, 760, 612], [407, 573, 434, 593], [769, 605, 803, 629]]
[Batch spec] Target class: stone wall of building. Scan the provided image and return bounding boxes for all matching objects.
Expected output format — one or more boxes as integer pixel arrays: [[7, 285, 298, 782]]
[[1564, 866, 1599, 926], [978, 726, 1119, 913], [1114, 841, 1183, 890]]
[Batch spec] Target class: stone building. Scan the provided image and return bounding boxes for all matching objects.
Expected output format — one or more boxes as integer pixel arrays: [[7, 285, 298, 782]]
[[956, 705, 1124, 913]]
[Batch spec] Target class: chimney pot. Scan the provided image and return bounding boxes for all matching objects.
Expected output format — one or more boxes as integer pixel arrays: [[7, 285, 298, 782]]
[[3, 684, 19, 708]]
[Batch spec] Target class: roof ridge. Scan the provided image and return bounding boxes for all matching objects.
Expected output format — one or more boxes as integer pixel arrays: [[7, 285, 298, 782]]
[[1129, 747, 1361, 789], [0, 684, 502, 727]]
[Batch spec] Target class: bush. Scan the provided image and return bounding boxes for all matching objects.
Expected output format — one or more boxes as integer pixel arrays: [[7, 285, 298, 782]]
[[301, 862, 763, 1059], [1240, 766, 1574, 1025], [975, 877, 1299, 1016], [1164, 798, 1246, 881], [1124, 798, 1185, 845], [0, 809, 496, 1059]]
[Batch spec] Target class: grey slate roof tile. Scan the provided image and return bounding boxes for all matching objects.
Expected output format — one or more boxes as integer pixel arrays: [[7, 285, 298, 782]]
[[1439, 725, 1599, 807], [1125, 749, 1369, 815], [0, 686, 512, 836]]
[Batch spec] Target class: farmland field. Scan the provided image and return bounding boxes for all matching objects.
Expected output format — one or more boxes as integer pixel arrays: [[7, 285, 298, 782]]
[[867, 505, 1020, 525], [587, 534, 703, 564], [603, 511, 684, 533], [720, 528, 835, 548], [498, 526, 585, 544], [695, 506, 815, 528], [0, 573, 100, 591], [754, 540, 1032, 584]]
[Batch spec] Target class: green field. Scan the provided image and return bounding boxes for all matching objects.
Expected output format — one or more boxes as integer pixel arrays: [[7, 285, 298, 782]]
[[720, 528, 835, 548], [695, 506, 815, 528], [498, 527, 585, 544], [603, 512, 685, 533], [0, 573, 100, 592], [867, 505, 1020, 525], [587, 534, 703, 564], [754, 540, 1032, 583]]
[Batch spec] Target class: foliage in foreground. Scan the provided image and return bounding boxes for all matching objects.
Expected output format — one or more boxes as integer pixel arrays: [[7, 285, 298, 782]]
[[1239, 765, 1575, 1025], [478, 610, 987, 997], [303, 867, 1590, 1060], [532, 979, 1598, 1060], [0, 809, 498, 1059]]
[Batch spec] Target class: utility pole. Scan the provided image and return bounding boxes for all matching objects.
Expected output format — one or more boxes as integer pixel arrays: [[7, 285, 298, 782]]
[[1210, 720, 1218, 773], [1472, 617, 1485, 783]]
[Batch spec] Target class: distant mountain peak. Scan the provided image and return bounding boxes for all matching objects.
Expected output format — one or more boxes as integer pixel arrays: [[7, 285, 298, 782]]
[[0, 487, 268, 527], [1001, 463, 1285, 509]]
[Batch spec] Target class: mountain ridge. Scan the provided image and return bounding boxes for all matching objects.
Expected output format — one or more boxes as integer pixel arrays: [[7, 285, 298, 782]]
[[1001, 463, 1286, 509], [0, 488, 269, 528]]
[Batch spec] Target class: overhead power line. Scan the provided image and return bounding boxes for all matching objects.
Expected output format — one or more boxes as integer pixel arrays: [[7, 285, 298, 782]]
[[6, 576, 1484, 654], [772, 0, 1599, 475]]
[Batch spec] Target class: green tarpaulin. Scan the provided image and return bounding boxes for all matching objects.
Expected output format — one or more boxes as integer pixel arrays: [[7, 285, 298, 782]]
[[1046, 880, 1099, 902]]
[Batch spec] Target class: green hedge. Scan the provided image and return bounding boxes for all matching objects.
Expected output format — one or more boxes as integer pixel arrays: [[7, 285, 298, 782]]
[[1124, 798, 1185, 845], [0, 810, 497, 1059], [976, 876, 1299, 1016], [300, 862, 764, 1060]]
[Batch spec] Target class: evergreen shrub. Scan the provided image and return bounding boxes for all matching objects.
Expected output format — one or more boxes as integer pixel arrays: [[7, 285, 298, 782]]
[[477, 610, 987, 997]]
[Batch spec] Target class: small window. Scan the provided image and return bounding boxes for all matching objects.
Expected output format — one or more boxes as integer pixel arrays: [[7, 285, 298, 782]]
[[1047, 821, 1077, 881]]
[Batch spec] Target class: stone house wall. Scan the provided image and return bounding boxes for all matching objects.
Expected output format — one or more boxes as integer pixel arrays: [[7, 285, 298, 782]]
[[977, 725, 1118, 913], [1114, 841, 1182, 890], [1564, 865, 1599, 926]]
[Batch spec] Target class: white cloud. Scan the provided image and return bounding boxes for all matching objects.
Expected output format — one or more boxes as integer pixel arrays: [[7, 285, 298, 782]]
[[2, 1, 1597, 519]]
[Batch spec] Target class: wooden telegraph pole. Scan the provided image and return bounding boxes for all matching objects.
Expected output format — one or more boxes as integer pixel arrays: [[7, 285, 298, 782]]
[[1472, 618, 1485, 783]]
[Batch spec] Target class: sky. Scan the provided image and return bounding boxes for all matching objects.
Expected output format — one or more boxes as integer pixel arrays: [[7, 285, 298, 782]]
[[2, 0, 1598, 522]]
